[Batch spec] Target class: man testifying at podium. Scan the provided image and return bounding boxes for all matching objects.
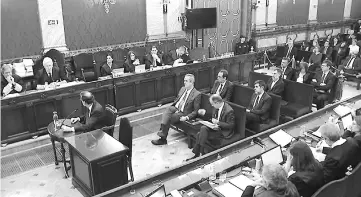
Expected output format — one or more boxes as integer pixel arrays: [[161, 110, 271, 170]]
[[62, 91, 106, 133], [210, 70, 233, 101], [34, 57, 66, 90], [264, 68, 284, 96], [152, 74, 201, 145], [186, 94, 235, 161]]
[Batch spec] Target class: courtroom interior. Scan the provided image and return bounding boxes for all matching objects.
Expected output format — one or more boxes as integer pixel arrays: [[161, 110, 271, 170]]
[[1, 0, 361, 197]]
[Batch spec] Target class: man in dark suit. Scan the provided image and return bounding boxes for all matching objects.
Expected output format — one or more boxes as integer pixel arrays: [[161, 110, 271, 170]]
[[245, 80, 272, 130], [34, 57, 66, 89], [100, 53, 121, 76], [210, 69, 233, 101], [152, 74, 201, 145], [62, 91, 106, 133], [318, 123, 361, 184], [321, 40, 333, 60], [284, 39, 298, 59], [235, 36, 249, 55], [280, 57, 294, 80], [311, 60, 336, 109], [265, 68, 284, 96], [145, 46, 163, 70], [338, 50, 361, 75], [1, 64, 24, 97], [172, 46, 191, 66], [186, 94, 235, 160]]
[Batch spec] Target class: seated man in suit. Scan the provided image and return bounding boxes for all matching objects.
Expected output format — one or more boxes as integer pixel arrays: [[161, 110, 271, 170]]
[[321, 40, 333, 60], [100, 53, 121, 76], [34, 57, 67, 90], [186, 94, 235, 161], [62, 91, 106, 133], [173, 46, 191, 66], [280, 57, 294, 80], [210, 69, 233, 101], [265, 68, 284, 96], [317, 123, 360, 184], [342, 115, 361, 150], [338, 49, 361, 75], [1, 64, 24, 97], [284, 39, 298, 60], [152, 74, 201, 145], [311, 60, 336, 110], [245, 80, 272, 131], [145, 46, 163, 70]]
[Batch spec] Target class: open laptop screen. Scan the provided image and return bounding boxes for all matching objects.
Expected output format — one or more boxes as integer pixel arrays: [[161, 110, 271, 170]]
[[261, 146, 284, 166]]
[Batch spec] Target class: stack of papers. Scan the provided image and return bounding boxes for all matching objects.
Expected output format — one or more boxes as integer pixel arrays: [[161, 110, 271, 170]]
[[212, 183, 243, 197], [229, 175, 254, 191], [333, 105, 352, 117], [198, 120, 218, 130], [269, 130, 294, 147]]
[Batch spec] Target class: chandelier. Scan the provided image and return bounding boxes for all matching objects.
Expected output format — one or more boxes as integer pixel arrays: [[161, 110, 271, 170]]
[[103, 0, 116, 13]]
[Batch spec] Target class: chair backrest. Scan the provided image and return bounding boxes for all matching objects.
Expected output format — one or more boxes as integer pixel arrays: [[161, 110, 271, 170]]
[[231, 84, 254, 108], [268, 93, 281, 124], [248, 71, 272, 88], [112, 48, 129, 66], [130, 46, 146, 64], [345, 159, 361, 197], [117, 117, 133, 158], [93, 51, 109, 78], [283, 79, 314, 110], [311, 177, 347, 197], [189, 47, 209, 60], [73, 53, 96, 81], [275, 46, 286, 58], [103, 104, 118, 136], [44, 49, 65, 68]]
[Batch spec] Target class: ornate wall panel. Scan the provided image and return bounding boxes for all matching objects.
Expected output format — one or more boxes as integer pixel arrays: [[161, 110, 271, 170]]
[[62, 0, 146, 50], [276, 0, 310, 26], [350, 0, 361, 19], [317, 0, 346, 22], [257, 38, 277, 48], [1, 0, 42, 60]]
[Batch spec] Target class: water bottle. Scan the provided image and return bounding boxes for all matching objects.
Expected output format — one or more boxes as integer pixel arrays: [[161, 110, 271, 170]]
[[53, 111, 59, 129], [209, 163, 216, 181]]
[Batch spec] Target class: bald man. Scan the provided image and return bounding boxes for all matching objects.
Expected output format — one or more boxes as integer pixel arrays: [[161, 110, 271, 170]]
[[173, 46, 191, 66], [1, 64, 23, 96], [34, 57, 66, 89]]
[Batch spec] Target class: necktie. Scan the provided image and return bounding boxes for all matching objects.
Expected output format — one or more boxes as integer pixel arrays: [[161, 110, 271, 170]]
[[217, 83, 224, 94], [178, 91, 188, 111], [214, 109, 219, 120], [324, 47, 327, 54], [321, 73, 326, 83], [253, 95, 260, 109], [346, 57, 355, 69], [48, 72, 53, 81]]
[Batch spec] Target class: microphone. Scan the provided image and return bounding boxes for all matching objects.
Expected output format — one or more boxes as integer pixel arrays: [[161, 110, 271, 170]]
[[59, 109, 78, 127], [81, 68, 86, 81]]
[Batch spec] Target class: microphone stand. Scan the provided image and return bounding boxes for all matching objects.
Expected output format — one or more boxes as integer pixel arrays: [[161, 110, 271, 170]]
[[59, 109, 79, 128]]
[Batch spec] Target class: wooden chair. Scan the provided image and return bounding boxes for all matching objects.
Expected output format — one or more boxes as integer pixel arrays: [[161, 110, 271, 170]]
[[345, 162, 361, 197], [117, 117, 134, 182], [73, 53, 97, 82], [93, 51, 109, 78], [311, 177, 347, 197], [102, 104, 118, 137]]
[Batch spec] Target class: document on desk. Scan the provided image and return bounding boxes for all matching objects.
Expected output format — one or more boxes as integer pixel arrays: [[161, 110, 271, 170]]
[[198, 120, 218, 130], [269, 130, 294, 147], [229, 175, 254, 191], [212, 182, 243, 197], [333, 105, 352, 117]]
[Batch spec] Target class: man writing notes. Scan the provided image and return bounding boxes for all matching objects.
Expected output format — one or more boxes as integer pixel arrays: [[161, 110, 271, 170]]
[[186, 94, 235, 161], [34, 57, 66, 89], [246, 80, 272, 131], [62, 91, 106, 133], [1, 64, 23, 97], [265, 68, 285, 96], [151, 74, 201, 145], [210, 70, 233, 101]]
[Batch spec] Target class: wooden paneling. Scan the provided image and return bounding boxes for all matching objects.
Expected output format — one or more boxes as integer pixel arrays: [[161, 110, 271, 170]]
[[1, 106, 29, 140], [318, 0, 346, 22], [33, 100, 57, 131], [276, 0, 310, 26], [115, 84, 136, 111], [138, 80, 157, 105], [160, 75, 177, 99], [197, 67, 212, 91]]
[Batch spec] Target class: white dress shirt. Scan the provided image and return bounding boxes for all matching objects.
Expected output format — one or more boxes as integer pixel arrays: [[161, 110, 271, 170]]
[[346, 57, 356, 69], [297, 72, 305, 83], [216, 102, 224, 121], [216, 81, 226, 95], [270, 79, 278, 89]]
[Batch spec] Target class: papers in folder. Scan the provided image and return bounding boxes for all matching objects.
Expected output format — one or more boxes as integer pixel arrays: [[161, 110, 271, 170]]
[[333, 105, 352, 117], [198, 120, 218, 130], [342, 114, 353, 129], [269, 130, 294, 147], [229, 175, 254, 191], [212, 183, 243, 197]]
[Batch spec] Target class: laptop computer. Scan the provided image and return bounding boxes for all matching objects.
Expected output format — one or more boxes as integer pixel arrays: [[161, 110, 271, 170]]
[[135, 64, 146, 73], [145, 184, 166, 197], [261, 146, 284, 166]]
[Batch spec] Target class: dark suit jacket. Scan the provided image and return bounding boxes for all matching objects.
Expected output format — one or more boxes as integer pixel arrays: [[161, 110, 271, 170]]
[[210, 102, 235, 137], [144, 53, 163, 69], [123, 61, 136, 73], [340, 56, 361, 73], [321, 46, 333, 60], [288, 168, 324, 197], [172, 87, 201, 120], [281, 66, 294, 80], [292, 71, 311, 84], [210, 80, 234, 101], [34, 67, 65, 86], [311, 72, 336, 93], [1, 74, 24, 96], [284, 45, 298, 59], [248, 92, 272, 122], [74, 101, 106, 133], [100, 63, 121, 76], [265, 78, 284, 96], [322, 138, 360, 183], [309, 53, 323, 66]]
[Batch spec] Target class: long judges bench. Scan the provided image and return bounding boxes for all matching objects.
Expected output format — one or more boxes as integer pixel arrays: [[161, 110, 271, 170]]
[[1, 53, 257, 145], [95, 91, 361, 197]]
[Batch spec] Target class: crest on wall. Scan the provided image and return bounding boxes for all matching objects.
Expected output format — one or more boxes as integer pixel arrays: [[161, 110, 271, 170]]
[[103, 0, 116, 13]]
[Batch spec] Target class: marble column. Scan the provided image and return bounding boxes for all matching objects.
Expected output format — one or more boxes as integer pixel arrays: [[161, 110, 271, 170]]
[[343, 0, 352, 20], [267, 0, 277, 27], [255, 0, 267, 29], [308, 0, 318, 24], [37, 0, 68, 52]]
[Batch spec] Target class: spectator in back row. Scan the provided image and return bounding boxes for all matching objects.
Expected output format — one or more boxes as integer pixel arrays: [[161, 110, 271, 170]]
[[210, 70, 233, 101], [280, 57, 294, 80], [321, 40, 333, 60], [293, 62, 310, 84], [338, 49, 361, 75], [309, 46, 323, 72], [265, 68, 284, 96]]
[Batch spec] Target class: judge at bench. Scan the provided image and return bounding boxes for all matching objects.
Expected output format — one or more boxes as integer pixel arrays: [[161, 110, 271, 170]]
[[210, 69, 233, 101], [1, 64, 23, 96], [100, 53, 121, 76], [265, 68, 284, 96], [173, 46, 191, 66], [151, 74, 201, 145], [186, 94, 235, 161], [34, 57, 66, 89], [145, 46, 163, 70], [62, 91, 106, 133]]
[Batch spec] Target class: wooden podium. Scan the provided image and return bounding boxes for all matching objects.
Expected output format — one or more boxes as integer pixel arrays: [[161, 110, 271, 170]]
[[65, 129, 129, 196]]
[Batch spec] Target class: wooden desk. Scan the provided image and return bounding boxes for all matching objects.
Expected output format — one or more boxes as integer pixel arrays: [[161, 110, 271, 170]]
[[65, 130, 130, 197], [1, 53, 256, 145]]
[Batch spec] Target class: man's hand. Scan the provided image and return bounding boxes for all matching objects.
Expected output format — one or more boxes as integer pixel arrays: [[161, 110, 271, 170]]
[[312, 79, 317, 82], [71, 117, 80, 124], [246, 109, 250, 112], [61, 125, 74, 132], [134, 59, 140, 65], [179, 116, 188, 121], [211, 118, 219, 124], [198, 109, 206, 116], [320, 83, 326, 86], [2, 83, 13, 95]]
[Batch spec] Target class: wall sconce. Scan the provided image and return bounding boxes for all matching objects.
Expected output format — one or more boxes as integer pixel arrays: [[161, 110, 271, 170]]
[[103, 0, 116, 14], [162, 0, 170, 14]]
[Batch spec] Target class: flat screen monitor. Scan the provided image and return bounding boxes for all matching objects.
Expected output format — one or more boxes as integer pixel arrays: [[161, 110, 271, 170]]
[[145, 185, 166, 197], [261, 146, 284, 166], [186, 8, 217, 30]]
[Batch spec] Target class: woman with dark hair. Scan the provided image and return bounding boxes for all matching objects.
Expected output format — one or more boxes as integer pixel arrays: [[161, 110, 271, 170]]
[[285, 141, 324, 197], [100, 53, 121, 76], [308, 46, 323, 72], [334, 41, 349, 66], [123, 51, 140, 73], [293, 62, 310, 83]]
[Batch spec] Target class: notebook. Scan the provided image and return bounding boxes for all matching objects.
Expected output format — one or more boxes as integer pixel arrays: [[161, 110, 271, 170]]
[[229, 175, 254, 191], [269, 130, 295, 147], [212, 183, 243, 197], [341, 114, 353, 130], [261, 146, 284, 165]]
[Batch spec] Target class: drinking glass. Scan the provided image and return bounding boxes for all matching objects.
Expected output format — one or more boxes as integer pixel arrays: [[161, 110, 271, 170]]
[[219, 171, 227, 182]]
